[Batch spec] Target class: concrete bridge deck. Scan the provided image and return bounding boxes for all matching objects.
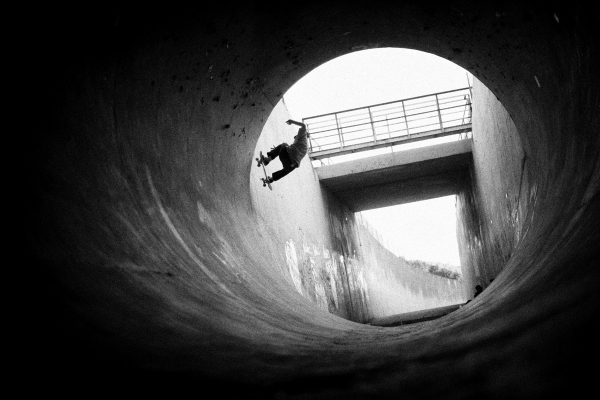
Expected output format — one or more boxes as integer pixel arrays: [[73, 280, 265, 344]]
[[317, 139, 472, 210]]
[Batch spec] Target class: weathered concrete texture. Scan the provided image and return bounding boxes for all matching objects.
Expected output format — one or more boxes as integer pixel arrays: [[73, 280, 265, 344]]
[[251, 100, 462, 322], [456, 173, 485, 299], [318, 139, 472, 210], [19, 2, 600, 398], [457, 78, 530, 298]]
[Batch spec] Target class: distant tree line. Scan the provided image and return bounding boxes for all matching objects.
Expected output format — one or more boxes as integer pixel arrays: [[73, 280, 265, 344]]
[[398, 257, 462, 280]]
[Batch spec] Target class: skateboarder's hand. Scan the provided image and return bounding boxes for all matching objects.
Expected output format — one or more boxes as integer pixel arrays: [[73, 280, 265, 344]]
[[285, 119, 293, 125]]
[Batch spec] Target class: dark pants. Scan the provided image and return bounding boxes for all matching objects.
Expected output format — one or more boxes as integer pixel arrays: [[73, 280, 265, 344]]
[[267, 143, 297, 181]]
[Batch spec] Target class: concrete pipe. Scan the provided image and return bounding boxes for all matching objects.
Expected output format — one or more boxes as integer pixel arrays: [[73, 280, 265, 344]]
[[19, 1, 599, 398]]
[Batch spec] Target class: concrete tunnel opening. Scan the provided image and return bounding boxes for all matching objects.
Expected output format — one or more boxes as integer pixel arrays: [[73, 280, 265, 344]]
[[251, 48, 485, 323], [21, 3, 600, 398]]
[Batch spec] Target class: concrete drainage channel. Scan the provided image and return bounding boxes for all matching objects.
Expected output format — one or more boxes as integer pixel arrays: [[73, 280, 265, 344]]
[[21, 3, 600, 399], [369, 304, 464, 327]]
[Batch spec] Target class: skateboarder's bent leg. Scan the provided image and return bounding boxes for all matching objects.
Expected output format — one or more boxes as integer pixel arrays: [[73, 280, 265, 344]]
[[264, 143, 287, 166], [266, 143, 298, 182], [271, 165, 296, 181]]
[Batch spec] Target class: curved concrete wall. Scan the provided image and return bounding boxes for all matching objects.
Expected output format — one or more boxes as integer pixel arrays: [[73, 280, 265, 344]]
[[250, 99, 368, 321], [22, 2, 599, 398], [457, 77, 529, 297]]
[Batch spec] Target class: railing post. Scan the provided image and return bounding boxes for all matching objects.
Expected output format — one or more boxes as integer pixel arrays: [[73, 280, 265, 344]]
[[304, 119, 313, 152], [385, 116, 391, 138], [334, 113, 344, 148], [435, 94, 444, 132], [401, 101, 410, 137], [310, 137, 321, 152], [467, 94, 472, 122], [367, 107, 377, 143]]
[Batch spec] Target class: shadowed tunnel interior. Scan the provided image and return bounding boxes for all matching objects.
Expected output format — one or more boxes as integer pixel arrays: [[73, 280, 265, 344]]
[[22, 2, 599, 398]]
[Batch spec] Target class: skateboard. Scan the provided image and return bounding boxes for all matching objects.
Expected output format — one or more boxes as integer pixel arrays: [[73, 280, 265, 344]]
[[255, 151, 272, 190]]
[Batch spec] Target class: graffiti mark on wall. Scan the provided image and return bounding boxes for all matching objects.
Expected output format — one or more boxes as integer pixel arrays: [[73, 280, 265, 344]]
[[347, 258, 370, 316], [283, 236, 375, 320], [322, 246, 330, 259], [310, 257, 329, 311], [196, 200, 215, 230], [325, 260, 339, 309]]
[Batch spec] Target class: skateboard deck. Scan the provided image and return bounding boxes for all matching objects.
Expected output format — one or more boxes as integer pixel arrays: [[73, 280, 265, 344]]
[[255, 151, 272, 190]]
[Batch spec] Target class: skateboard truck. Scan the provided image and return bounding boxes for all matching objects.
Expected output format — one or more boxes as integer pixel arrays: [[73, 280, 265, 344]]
[[260, 177, 271, 188], [256, 151, 272, 190]]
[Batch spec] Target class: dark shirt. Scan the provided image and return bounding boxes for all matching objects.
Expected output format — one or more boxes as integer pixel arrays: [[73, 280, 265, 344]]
[[287, 126, 308, 166]]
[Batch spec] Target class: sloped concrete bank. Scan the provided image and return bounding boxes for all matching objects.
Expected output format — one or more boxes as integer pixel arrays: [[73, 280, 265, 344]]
[[250, 100, 372, 322], [457, 77, 530, 298], [21, 2, 599, 398]]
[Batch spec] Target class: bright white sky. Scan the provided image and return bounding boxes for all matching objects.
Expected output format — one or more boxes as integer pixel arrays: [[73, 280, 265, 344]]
[[284, 48, 470, 120], [283, 48, 469, 269], [360, 197, 461, 268]]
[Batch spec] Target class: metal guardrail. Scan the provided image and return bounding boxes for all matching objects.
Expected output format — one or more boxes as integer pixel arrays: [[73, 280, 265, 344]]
[[303, 87, 472, 160]]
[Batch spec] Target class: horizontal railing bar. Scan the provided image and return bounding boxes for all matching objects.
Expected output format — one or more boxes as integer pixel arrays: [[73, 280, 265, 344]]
[[309, 125, 472, 159], [311, 124, 469, 144], [308, 104, 469, 136], [370, 95, 468, 113], [307, 95, 469, 126], [303, 87, 471, 120], [310, 123, 467, 152], [376, 98, 435, 111], [311, 104, 466, 129], [308, 99, 469, 127], [311, 124, 468, 146]]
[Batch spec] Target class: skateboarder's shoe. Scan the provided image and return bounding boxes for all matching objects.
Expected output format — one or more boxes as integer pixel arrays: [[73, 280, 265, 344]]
[[266, 176, 274, 184], [260, 154, 271, 166]]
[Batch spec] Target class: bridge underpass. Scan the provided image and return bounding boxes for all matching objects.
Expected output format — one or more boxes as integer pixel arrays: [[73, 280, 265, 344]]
[[316, 138, 472, 211], [305, 95, 472, 326], [306, 88, 473, 211], [21, 3, 600, 399]]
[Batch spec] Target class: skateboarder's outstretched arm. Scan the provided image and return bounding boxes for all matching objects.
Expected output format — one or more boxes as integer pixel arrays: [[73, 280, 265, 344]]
[[286, 119, 305, 127], [286, 119, 309, 137]]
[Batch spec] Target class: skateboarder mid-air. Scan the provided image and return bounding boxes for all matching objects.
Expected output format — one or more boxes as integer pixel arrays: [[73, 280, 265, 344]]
[[258, 119, 310, 184]]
